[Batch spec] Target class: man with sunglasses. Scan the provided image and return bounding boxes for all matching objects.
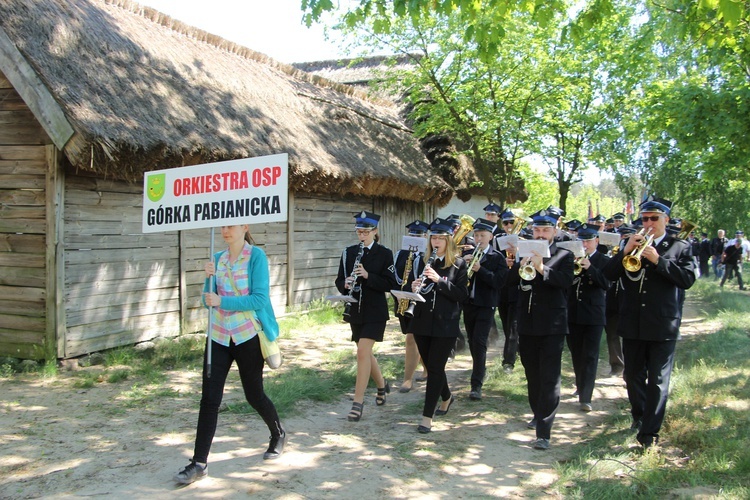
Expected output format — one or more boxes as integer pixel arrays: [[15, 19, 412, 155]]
[[603, 197, 696, 449], [495, 208, 522, 373]]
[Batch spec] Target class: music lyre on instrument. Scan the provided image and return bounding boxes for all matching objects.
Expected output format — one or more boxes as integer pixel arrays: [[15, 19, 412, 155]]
[[403, 248, 437, 318]]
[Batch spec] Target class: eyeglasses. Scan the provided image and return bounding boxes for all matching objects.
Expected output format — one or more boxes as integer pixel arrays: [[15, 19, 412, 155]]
[[355, 229, 372, 235], [502, 220, 515, 225], [641, 216, 662, 222]]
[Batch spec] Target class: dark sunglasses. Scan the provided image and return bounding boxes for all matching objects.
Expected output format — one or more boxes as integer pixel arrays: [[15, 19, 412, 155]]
[[642, 215, 662, 222], [502, 220, 515, 225]]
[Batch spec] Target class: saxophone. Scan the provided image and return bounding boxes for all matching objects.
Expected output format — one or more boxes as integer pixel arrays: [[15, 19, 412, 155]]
[[396, 250, 415, 316]]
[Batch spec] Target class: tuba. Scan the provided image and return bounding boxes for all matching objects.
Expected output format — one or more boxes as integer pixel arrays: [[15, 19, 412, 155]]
[[453, 215, 476, 245], [623, 228, 654, 273], [676, 220, 697, 240]]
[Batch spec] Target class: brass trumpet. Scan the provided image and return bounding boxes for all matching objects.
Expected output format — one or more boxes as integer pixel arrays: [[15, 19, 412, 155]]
[[466, 244, 483, 282], [623, 228, 654, 273], [454, 215, 476, 244], [519, 259, 537, 281], [573, 256, 585, 275]]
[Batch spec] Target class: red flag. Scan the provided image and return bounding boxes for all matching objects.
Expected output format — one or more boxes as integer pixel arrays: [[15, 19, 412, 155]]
[[625, 199, 634, 215]]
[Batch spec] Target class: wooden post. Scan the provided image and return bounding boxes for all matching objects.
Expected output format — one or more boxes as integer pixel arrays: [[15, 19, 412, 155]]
[[178, 230, 187, 336], [286, 191, 295, 307], [45, 145, 65, 360]]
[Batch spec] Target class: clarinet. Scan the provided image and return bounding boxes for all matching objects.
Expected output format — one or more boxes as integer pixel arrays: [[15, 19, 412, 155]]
[[403, 248, 438, 318], [342, 242, 365, 322]]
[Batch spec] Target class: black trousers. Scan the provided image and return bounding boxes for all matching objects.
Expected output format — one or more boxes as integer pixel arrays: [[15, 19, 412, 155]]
[[605, 313, 624, 373], [622, 338, 677, 447], [463, 303, 495, 390], [566, 323, 604, 403], [720, 262, 744, 288], [519, 334, 565, 440], [497, 300, 519, 367], [193, 336, 281, 463], [414, 335, 454, 418]]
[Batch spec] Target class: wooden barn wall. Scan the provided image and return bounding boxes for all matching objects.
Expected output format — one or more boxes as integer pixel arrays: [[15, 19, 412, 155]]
[[0, 71, 53, 359]]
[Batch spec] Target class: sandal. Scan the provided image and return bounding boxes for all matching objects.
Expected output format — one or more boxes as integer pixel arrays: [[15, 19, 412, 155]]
[[348, 402, 364, 422], [376, 380, 390, 406]]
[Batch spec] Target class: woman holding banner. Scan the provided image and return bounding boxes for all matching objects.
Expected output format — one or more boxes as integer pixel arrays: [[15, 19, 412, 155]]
[[174, 224, 285, 485]]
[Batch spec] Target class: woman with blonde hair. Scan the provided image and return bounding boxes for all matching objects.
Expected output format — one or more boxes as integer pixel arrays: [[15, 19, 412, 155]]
[[408, 218, 468, 433]]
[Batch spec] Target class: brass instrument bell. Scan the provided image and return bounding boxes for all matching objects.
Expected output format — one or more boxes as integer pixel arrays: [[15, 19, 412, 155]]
[[623, 228, 654, 273]]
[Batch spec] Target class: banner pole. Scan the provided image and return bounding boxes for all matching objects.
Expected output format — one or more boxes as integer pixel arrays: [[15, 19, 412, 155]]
[[207, 226, 215, 378]]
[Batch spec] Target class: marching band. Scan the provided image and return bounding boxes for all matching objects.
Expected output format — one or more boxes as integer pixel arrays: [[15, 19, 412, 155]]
[[329, 196, 696, 450]]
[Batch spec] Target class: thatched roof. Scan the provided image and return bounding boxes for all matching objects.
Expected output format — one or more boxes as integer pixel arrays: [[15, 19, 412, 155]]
[[0, 0, 452, 205], [295, 56, 528, 204]]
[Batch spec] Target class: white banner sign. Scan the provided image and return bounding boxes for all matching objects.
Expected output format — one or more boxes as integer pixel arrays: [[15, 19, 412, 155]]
[[142, 153, 288, 233]]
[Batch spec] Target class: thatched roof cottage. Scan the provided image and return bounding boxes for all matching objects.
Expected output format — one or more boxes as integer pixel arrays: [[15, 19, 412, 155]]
[[0, 0, 453, 359]]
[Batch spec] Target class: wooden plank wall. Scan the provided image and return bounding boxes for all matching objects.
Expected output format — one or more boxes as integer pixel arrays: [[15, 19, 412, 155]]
[[62, 177, 181, 356], [0, 71, 51, 359]]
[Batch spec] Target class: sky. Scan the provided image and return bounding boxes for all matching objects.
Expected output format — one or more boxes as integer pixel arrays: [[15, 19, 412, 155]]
[[138, 0, 349, 64]]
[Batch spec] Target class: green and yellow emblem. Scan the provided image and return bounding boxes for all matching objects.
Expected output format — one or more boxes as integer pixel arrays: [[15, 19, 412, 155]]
[[146, 173, 166, 202]]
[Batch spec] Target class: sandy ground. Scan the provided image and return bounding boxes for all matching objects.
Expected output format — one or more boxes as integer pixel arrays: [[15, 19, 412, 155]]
[[0, 299, 711, 499]]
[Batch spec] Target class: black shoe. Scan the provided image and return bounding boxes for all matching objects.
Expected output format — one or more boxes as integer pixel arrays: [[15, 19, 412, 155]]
[[174, 460, 207, 484], [263, 429, 286, 460], [417, 424, 431, 434], [532, 438, 550, 450], [469, 389, 482, 401], [348, 402, 364, 422], [376, 380, 390, 406], [527, 418, 537, 429], [434, 395, 455, 416]]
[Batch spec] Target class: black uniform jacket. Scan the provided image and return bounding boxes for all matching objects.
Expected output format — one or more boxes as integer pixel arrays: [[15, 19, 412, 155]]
[[466, 246, 508, 307], [335, 242, 397, 324], [602, 235, 695, 341], [567, 250, 611, 326], [392, 248, 422, 316], [407, 257, 469, 338], [507, 242, 575, 336]]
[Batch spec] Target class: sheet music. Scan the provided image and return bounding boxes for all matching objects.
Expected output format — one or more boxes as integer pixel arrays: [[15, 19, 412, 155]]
[[390, 290, 426, 302], [401, 235, 428, 253], [516, 239, 551, 258], [556, 240, 586, 258], [495, 234, 518, 251], [598, 231, 621, 247], [325, 294, 358, 303]]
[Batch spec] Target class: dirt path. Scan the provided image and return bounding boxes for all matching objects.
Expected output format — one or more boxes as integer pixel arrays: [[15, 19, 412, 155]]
[[0, 299, 709, 499]]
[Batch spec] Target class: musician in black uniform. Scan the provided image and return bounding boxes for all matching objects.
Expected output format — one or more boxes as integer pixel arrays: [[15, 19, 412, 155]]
[[612, 212, 626, 231], [408, 218, 469, 433], [335, 211, 398, 422], [481, 202, 504, 347], [566, 224, 611, 412], [463, 218, 508, 400], [603, 197, 696, 448], [393, 220, 430, 393], [604, 224, 635, 377], [507, 209, 575, 450], [497, 209, 521, 373], [447, 214, 471, 353]]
